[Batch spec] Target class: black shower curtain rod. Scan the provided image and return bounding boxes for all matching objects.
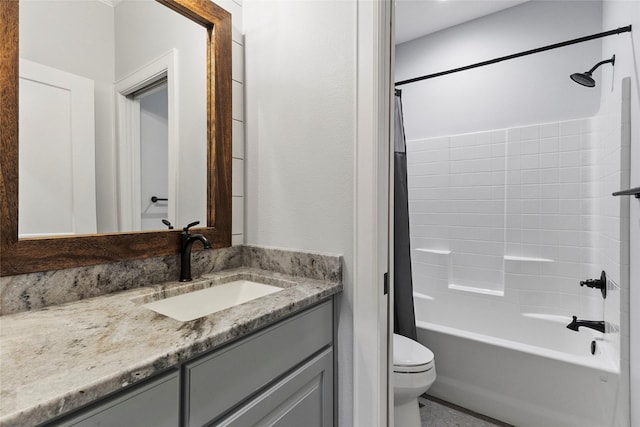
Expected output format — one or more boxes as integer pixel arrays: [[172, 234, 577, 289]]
[[394, 25, 632, 87]]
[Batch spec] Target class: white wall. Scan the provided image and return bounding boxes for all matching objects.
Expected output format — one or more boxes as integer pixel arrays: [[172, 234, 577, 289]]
[[598, 2, 640, 425], [243, 1, 357, 425], [396, 0, 603, 140]]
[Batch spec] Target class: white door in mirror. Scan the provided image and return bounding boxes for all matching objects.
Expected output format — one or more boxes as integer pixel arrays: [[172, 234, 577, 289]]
[[19, 59, 97, 237], [143, 281, 283, 321]]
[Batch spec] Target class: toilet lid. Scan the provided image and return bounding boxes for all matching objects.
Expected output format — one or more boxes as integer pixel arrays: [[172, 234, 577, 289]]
[[393, 334, 434, 370]]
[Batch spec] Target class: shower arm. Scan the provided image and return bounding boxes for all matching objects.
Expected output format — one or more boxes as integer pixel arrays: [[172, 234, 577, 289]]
[[586, 56, 615, 74]]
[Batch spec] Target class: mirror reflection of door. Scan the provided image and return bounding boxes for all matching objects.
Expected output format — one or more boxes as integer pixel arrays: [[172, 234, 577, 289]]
[[115, 50, 177, 233], [18, 59, 98, 238], [137, 82, 169, 231]]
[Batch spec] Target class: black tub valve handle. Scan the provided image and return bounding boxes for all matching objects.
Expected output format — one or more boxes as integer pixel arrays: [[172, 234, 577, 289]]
[[579, 270, 607, 299]]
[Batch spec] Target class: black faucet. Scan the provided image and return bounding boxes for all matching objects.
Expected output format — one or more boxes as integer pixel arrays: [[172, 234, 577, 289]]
[[180, 221, 212, 282], [566, 316, 605, 333]]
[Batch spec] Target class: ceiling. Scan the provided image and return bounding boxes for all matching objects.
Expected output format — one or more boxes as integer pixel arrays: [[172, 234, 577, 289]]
[[395, 0, 531, 44]]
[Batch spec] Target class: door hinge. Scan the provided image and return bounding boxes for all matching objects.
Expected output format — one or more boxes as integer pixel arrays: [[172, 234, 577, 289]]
[[383, 272, 389, 295]]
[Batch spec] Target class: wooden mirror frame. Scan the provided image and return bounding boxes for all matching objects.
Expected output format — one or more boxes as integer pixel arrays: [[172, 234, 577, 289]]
[[0, 0, 232, 276]]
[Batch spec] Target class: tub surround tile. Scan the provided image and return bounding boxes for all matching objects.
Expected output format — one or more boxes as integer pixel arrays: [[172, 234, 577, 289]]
[[408, 112, 628, 324], [0, 247, 342, 427]]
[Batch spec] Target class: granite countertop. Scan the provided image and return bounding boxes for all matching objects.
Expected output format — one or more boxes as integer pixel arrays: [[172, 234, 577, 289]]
[[0, 266, 342, 426]]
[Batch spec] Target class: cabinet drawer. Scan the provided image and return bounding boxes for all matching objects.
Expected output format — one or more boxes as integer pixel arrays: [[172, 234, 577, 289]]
[[49, 370, 179, 427], [184, 300, 333, 427]]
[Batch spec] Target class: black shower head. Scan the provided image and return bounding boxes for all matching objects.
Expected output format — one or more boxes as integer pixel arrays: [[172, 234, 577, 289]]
[[570, 71, 596, 87], [570, 55, 615, 87]]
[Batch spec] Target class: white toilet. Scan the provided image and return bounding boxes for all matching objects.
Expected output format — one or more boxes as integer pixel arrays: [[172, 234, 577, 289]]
[[393, 333, 436, 427]]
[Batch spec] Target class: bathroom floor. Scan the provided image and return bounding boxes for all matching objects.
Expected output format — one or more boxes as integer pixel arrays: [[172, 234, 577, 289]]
[[419, 395, 514, 427]]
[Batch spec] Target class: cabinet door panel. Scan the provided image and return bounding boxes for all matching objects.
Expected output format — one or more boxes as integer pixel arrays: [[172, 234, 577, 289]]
[[214, 348, 333, 427], [50, 371, 179, 427], [185, 301, 332, 426]]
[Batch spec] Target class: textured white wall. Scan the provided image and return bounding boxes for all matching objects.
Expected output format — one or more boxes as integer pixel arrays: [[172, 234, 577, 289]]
[[395, 0, 603, 140], [243, 1, 356, 425]]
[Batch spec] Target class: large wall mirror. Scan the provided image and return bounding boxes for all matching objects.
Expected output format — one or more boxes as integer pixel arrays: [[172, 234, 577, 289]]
[[0, 0, 232, 276]]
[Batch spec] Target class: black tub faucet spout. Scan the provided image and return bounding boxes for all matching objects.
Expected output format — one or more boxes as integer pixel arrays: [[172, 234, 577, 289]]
[[566, 316, 605, 333], [180, 221, 212, 282]]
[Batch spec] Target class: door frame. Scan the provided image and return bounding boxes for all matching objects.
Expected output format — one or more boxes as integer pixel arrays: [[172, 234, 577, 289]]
[[115, 50, 178, 231], [353, 0, 394, 426]]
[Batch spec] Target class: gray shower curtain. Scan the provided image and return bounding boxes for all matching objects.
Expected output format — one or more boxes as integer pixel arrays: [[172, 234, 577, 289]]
[[394, 90, 417, 340]]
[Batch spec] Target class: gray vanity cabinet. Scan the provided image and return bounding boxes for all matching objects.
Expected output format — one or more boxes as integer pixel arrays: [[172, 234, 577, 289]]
[[184, 301, 334, 426], [50, 371, 180, 427], [44, 299, 334, 427]]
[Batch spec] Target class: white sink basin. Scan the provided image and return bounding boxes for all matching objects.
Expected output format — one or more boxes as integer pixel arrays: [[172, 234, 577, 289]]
[[143, 280, 283, 321]]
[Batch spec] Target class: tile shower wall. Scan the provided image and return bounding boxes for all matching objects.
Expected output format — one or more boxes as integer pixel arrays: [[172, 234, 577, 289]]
[[407, 117, 605, 319], [408, 131, 506, 295], [504, 118, 601, 319]]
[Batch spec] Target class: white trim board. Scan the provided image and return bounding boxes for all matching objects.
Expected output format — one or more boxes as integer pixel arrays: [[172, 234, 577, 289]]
[[353, 0, 393, 426]]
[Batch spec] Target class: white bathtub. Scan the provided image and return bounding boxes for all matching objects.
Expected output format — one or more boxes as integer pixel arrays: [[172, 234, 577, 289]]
[[414, 294, 622, 427]]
